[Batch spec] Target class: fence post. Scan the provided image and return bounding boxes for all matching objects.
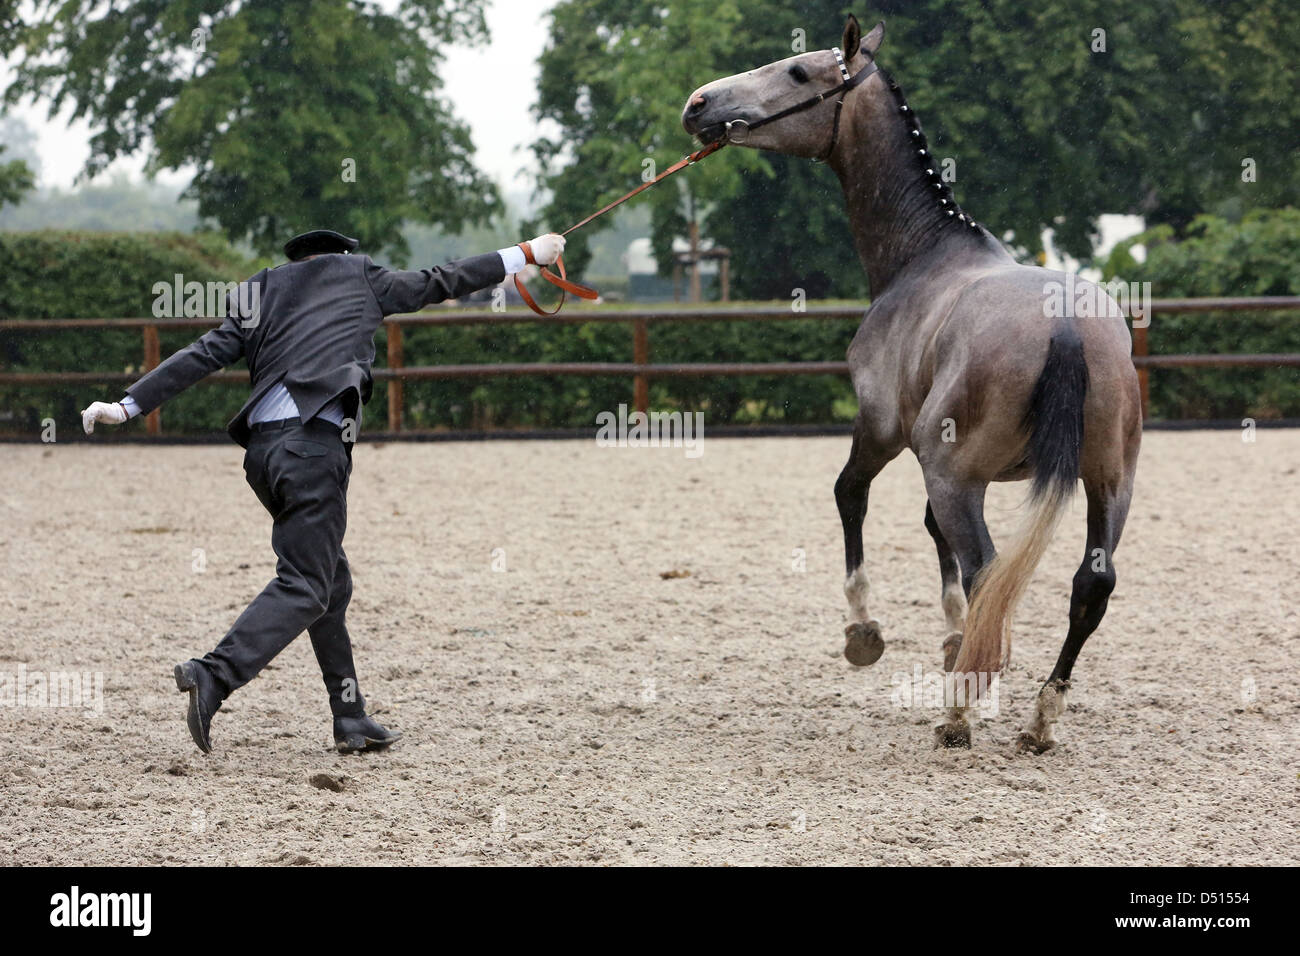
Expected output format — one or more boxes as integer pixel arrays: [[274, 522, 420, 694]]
[[633, 317, 649, 414], [387, 321, 404, 432], [1132, 318, 1150, 420], [142, 324, 161, 436]]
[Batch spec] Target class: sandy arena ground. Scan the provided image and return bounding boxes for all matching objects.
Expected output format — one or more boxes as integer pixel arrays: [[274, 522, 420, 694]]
[[1, 430, 1297, 866]]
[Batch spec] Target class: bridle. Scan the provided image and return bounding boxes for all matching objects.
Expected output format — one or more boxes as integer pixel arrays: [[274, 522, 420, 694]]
[[716, 46, 878, 161], [514, 47, 877, 317]]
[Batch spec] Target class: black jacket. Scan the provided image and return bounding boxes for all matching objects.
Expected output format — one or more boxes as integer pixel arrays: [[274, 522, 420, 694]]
[[125, 251, 505, 446]]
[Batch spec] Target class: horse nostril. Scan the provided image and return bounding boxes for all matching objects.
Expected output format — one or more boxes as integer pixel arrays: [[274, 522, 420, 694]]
[[687, 93, 707, 115]]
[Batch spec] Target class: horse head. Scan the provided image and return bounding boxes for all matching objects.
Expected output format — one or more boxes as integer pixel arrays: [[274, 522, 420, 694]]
[[681, 16, 884, 160]]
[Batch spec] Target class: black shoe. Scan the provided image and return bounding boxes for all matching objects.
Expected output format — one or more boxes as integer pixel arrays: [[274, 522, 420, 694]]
[[333, 714, 401, 754], [173, 660, 223, 753]]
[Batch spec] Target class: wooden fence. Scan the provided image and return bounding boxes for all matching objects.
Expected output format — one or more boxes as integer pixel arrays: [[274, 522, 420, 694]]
[[2, 297, 1299, 434]]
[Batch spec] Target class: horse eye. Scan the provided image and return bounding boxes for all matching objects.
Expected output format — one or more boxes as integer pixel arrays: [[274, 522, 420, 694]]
[[788, 64, 809, 84]]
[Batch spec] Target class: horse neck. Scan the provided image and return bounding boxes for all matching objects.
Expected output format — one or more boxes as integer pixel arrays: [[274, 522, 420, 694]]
[[828, 77, 974, 296]]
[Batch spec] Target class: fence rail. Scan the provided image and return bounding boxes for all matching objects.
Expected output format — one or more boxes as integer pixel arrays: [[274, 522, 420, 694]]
[[3, 297, 1299, 434]]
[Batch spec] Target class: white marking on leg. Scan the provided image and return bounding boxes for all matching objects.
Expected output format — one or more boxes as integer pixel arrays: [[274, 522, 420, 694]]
[[1023, 683, 1068, 747], [941, 584, 967, 632], [844, 567, 871, 622]]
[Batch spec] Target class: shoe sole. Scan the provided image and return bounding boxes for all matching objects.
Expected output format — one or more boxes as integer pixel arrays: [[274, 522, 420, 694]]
[[335, 733, 401, 754], [173, 663, 213, 754]]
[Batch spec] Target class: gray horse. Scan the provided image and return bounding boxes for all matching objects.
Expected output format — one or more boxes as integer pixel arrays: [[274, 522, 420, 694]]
[[682, 16, 1141, 751]]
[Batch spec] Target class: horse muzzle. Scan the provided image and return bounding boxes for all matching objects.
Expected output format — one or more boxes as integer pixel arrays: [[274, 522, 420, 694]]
[[683, 104, 757, 146]]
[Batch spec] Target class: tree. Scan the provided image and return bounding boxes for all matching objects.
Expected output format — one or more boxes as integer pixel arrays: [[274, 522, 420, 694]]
[[0, 144, 33, 209], [532, 0, 1300, 297], [1, 0, 500, 262], [531, 0, 760, 281]]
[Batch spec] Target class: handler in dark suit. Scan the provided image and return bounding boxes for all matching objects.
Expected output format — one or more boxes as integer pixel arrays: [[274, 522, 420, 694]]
[[81, 228, 566, 753]]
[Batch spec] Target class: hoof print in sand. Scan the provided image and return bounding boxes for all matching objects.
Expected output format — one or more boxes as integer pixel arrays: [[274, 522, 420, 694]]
[[933, 720, 972, 750], [1015, 733, 1056, 755], [308, 772, 346, 792]]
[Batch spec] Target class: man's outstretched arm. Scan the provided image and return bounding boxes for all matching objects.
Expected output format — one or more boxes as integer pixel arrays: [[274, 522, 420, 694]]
[[81, 307, 247, 434], [364, 233, 566, 316]]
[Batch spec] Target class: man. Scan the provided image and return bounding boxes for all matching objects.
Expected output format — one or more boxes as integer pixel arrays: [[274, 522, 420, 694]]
[[81, 229, 565, 754]]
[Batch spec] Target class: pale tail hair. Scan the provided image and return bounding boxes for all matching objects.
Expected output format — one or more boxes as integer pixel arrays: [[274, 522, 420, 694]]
[[953, 481, 1073, 680], [952, 327, 1088, 689]]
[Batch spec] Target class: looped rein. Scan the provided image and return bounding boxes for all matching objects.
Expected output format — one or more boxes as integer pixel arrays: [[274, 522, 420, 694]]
[[512, 244, 600, 317], [514, 138, 727, 317]]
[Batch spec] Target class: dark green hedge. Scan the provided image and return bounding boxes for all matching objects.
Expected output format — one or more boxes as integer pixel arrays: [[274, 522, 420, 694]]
[[0, 231, 259, 434], [5, 216, 1297, 437], [387, 316, 860, 431], [0, 230, 863, 435]]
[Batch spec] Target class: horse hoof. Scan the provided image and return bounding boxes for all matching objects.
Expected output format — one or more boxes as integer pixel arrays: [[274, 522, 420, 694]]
[[843, 620, 885, 666], [1015, 732, 1056, 755], [1017, 678, 1069, 754], [941, 631, 962, 672], [933, 718, 971, 749]]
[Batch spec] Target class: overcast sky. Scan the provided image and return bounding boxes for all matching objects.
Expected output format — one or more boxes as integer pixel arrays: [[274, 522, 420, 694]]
[[2, 0, 558, 195]]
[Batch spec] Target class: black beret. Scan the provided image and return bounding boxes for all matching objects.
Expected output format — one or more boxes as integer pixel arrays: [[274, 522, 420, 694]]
[[283, 229, 360, 261]]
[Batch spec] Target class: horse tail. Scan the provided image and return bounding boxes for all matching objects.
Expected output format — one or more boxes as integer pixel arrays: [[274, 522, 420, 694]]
[[954, 327, 1088, 684]]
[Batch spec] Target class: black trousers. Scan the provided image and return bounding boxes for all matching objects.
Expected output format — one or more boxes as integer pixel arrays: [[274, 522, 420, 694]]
[[200, 418, 365, 718]]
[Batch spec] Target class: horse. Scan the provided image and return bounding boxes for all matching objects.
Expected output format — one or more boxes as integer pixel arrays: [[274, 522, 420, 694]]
[[681, 15, 1141, 751]]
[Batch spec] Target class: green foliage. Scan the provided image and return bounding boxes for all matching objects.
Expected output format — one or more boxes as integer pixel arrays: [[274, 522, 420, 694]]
[[1, 0, 499, 262], [531, 0, 764, 278], [0, 143, 34, 208], [1102, 209, 1300, 419], [533, 0, 1300, 292]]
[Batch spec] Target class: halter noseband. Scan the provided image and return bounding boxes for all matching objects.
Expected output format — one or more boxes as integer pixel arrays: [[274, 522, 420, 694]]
[[722, 46, 878, 161]]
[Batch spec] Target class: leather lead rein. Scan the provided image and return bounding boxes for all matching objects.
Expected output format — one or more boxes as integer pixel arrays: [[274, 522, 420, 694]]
[[513, 138, 726, 317], [514, 47, 877, 317]]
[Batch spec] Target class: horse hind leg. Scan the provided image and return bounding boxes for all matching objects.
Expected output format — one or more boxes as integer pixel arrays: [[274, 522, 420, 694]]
[[835, 424, 892, 667], [1017, 472, 1134, 753], [925, 501, 967, 670]]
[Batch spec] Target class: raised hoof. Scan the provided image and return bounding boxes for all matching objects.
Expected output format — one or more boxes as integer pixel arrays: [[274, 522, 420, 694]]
[[1015, 732, 1056, 755], [933, 717, 972, 749], [843, 620, 885, 667], [941, 631, 963, 672]]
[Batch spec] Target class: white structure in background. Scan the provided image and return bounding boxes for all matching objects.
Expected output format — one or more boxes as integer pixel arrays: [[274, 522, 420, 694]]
[[625, 236, 724, 302], [624, 237, 657, 276], [1041, 214, 1147, 280], [624, 237, 722, 275]]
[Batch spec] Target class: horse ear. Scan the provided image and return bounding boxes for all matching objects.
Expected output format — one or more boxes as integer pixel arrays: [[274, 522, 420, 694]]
[[841, 15, 861, 56], [861, 20, 885, 58]]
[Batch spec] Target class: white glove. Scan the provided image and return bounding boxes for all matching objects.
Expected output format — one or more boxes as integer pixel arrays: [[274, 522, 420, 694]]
[[81, 400, 129, 434], [527, 233, 566, 266]]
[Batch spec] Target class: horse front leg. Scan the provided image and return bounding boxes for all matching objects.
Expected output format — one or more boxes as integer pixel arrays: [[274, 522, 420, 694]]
[[835, 421, 895, 666]]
